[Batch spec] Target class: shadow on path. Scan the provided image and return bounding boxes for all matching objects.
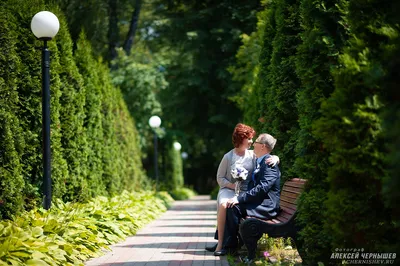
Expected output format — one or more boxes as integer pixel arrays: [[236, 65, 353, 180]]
[[118, 242, 210, 249], [85, 195, 227, 266]]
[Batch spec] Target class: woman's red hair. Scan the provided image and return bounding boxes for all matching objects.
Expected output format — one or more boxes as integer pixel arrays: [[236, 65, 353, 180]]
[[232, 123, 255, 148]]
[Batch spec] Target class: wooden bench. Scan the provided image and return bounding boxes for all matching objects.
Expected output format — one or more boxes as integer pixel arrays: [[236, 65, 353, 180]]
[[239, 178, 307, 260]]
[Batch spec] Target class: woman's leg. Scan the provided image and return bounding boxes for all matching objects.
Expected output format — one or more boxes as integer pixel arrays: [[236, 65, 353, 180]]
[[215, 202, 227, 251]]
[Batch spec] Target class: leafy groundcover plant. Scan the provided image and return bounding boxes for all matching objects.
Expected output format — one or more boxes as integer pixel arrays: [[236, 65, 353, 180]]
[[0, 191, 173, 266], [169, 187, 197, 200]]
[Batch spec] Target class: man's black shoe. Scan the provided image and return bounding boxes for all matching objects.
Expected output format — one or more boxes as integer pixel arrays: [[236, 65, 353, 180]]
[[205, 244, 217, 252]]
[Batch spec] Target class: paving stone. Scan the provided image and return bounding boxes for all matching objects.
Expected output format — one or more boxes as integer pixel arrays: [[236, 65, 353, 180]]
[[85, 196, 227, 266]]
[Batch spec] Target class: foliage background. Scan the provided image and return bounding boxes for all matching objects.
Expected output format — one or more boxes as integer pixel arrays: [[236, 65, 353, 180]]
[[0, 0, 399, 264]]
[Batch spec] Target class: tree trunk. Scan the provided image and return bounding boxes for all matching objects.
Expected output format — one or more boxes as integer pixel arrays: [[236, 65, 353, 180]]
[[123, 0, 142, 55], [108, 0, 119, 63]]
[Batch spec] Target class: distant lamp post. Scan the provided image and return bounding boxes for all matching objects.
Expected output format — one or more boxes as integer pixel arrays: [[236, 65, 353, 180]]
[[181, 152, 188, 160], [149, 115, 162, 189], [31, 11, 60, 210], [173, 142, 182, 151]]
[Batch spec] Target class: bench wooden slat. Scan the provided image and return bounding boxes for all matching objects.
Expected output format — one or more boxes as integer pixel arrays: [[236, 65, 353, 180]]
[[281, 191, 298, 200], [283, 184, 304, 191], [283, 187, 303, 194], [280, 206, 296, 215], [279, 209, 293, 220], [280, 195, 297, 205], [284, 181, 305, 189], [280, 201, 297, 212], [280, 202, 296, 211]]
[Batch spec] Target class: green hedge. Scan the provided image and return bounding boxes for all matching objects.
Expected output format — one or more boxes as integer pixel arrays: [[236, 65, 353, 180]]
[[256, 0, 302, 180], [255, 0, 277, 134], [236, 0, 400, 263], [0, 5, 25, 219], [0, 0, 146, 219], [156, 134, 186, 195], [74, 32, 106, 198], [293, 0, 347, 263], [314, 0, 400, 257], [56, 8, 90, 202]]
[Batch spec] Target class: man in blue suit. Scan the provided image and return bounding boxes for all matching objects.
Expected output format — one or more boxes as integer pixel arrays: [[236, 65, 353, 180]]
[[223, 133, 281, 253]]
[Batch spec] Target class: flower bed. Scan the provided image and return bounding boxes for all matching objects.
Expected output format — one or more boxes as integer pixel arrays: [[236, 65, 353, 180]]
[[0, 191, 173, 265]]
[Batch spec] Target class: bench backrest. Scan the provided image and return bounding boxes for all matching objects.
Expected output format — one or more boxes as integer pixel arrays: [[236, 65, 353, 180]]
[[266, 178, 307, 224]]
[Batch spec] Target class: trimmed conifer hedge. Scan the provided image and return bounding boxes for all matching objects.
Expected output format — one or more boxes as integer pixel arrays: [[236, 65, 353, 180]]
[[314, 0, 400, 259], [259, 0, 302, 180], [293, 0, 347, 263], [0, 5, 26, 219], [237, 0, 400, 263], [0, 0, 146, 219]]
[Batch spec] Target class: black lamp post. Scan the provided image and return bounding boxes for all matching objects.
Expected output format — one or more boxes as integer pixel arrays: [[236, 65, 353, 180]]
[[149, 115, 161, 190], [31, 11, 60, 210]]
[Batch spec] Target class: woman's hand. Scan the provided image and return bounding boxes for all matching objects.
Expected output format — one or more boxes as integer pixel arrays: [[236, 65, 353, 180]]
[[227, 183, 236, 190], [265, 155, 280, 167]]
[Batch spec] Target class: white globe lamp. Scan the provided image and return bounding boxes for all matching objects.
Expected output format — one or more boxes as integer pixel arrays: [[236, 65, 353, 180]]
[[148, 115, 162, 129], [181, 152, 188, 160], [31, 11, 60, 40], [173, 142, 182, 151]]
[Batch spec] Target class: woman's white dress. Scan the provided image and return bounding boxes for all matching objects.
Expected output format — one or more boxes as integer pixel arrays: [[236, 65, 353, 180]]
[[216, 149, 255, 205]]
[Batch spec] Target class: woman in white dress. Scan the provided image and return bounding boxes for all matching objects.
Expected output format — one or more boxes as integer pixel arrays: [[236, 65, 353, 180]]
[[207, 123, 279, 256]]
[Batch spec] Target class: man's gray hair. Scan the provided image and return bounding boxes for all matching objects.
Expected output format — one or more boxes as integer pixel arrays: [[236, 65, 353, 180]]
[[257, 133, 277, 151]]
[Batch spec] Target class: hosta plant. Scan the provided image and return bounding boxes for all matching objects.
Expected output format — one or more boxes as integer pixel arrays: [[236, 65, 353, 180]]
[[0, 191, 174, 265]]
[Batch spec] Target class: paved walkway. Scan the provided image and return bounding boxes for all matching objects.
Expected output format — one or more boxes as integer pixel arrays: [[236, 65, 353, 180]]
[[85, 195, 229, 266]]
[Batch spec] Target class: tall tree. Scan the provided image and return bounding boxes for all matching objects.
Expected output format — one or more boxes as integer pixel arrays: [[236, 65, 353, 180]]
[[110, 46, 165, 152], [124, 0, 142, 55], [55, 12, 90, 202], [259, 0, 301, 180], [58, 0, 146, 61], [0, 5, 25, 218], [294, 0, 346, 263], [315, 0, 400, 254], [74, 32, 107, 197], [57, 0, 109, 57], [229, 0, 275, 133], [150, 0, 260, 192], [108, 0, 119, 62]]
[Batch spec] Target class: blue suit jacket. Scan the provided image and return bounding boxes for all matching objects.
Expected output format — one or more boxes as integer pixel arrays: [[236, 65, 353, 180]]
[[237, 154, 281, 219]]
